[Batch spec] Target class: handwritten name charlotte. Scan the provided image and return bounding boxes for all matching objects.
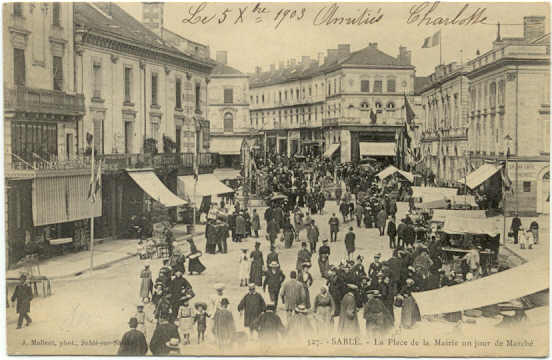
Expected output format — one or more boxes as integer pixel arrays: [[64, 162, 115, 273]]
[[180, 2, 489, 29]]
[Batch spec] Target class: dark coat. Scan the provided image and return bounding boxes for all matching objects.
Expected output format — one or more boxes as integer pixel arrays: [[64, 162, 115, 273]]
[[385, 256, 402, 283], [11, 284, 32, 314], [251, 311, 285, 341], [329, 216, 340, 232], [236, 215, 246, 235], [238, 292, 266, 328], [263, 269, 285, 294], [387, 221, 397, 237], [307, 225, 320, 243], [345, 231, 356, 253], [252, 213, 261, 231], [149, 322, 179, 355], [118, 329, 148, 356]]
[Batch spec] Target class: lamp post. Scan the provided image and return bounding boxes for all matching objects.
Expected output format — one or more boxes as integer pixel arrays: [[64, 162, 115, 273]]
[[502, 134, 512, 245]]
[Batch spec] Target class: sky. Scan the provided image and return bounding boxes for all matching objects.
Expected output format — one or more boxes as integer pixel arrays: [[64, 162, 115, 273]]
[[119, 2, 549, 76]]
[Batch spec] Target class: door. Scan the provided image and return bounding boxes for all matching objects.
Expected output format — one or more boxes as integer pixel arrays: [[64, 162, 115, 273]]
[[124, 122, 133, 154]]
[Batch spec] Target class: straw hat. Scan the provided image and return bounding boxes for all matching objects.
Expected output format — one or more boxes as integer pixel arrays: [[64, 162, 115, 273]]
[[295, 304, 308, 313], [214, 283, 225, 291], [269, 261, 279, 268]]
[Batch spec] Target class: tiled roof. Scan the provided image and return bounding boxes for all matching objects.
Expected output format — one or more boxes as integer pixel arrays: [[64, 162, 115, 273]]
[[414, 76, 431, 95], [250, 44, 412, 88], [74, 3, 215, 67], [212, 63, 246, 76]]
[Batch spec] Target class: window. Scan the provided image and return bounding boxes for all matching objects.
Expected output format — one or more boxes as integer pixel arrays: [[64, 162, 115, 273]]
[[224, 88, 233, 104], [328, 83, 331, 96], [223, 112, 233, 132], [296, 88, 299, 100], [284, 91, 287, 101], [279, 91, 282, 103], [13, 48, 25, 86], [13, 3, 22, 17], [387, 79, 396, 93], [92, 62, 102, 98], [375, 101, 382, 111], [93, 116, 104, 155], [52, 56, 63, 91], [261, 94, 265, 104], [386, 102, 395, 110], [250, 96, 253, 104], [361, 80, 370, 92], [52, 3, 61, 26], [373, 80, 383, 93], [360, 102, 369, 109], [523, 181, 531, 192], [489, 82, 496, 108], [175, 78, 182, 109], [151, 73, 158, 105], [308, 87, 312, 97], [195, 82, 201, 112], [498, 80, 505, 106], [256, 96, 259, 104], [124, 67, 132, 103], [11, 122, 58, 163], [334, 79, 337, 94]]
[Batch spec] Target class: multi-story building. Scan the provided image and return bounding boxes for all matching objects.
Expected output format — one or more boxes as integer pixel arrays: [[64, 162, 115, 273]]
[[464, 16, 549, 215], [3, 2, 87, 265], [249, 43, 421, 164], [208, 51, 254, 169], [75, 2, 216, 238], [419, 63, 470, 183]]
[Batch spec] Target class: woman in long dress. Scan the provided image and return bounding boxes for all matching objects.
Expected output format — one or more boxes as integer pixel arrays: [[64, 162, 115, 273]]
[[313, 286, 335, 336], [186, 238, 206, 275], [298, 263, 313, 309], [337, 284, 360, 335], [139, 264, 153, 303], [239, 248, 250, 287], [249, 242, 264, 286]]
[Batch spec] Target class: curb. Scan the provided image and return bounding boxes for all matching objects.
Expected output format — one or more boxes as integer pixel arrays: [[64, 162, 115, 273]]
[[8, 231, 207, 282], [501, 244, 528, 265]]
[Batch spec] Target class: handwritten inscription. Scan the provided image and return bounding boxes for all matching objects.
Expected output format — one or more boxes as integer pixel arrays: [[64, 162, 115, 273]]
[[407, 2, 488, 26]]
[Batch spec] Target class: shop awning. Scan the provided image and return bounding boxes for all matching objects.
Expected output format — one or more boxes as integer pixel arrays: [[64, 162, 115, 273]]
[[32, 174, 102, 226], [397, 170, 415, 183], [377, 165, 400, 180], [178, 174, 234, 206], [359, 142, 395, 156], [416, 199, 449, 209], [210, 137, 242, 155], [213, 168, 241, 180], [448, 194, 478, 208], [323, 143, 340, 158], [441, 216, 501, 236], [412, 258, 548, 316], [432, 209, 487, 222], [128, 170, 186, 208], [461, 163, 502, 189], [412, 186, 458, 199]]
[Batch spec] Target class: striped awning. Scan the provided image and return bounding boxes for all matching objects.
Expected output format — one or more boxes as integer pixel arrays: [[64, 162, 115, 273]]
[[128, 170, 187, 208], [32, 175, 102, 226]]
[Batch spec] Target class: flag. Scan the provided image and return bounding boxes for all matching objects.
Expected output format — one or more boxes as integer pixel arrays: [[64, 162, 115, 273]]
[[369, 109, 377, 124], [404, 95, 416, 130], [422, 30, 441, 48], [88, 160, 102, 202]]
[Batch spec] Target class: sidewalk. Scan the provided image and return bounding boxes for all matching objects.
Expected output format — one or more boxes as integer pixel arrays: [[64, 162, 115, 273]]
[[500, 214, 549, 266], [6, 224, 207, 281]]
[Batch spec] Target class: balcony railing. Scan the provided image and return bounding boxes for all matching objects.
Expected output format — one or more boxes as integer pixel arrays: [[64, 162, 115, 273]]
[[4, 86, 85, 116]]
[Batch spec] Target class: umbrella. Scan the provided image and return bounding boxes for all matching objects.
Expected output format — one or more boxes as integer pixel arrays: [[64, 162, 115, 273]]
[[271, 193, 288, 201]]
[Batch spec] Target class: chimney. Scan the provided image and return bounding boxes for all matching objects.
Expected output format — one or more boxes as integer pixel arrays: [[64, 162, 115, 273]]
[[279, 61, 285, 69], [327, 49, 338, 63], [524, 16, 545, 42], [398, 46, 411, 65], [216, 51, 228, 65], [270, 64, 276, 72], [142, 2, 164, 39], [318, 52, 325, 65], [337, 44, 351, 59], [368, 42, 378, 49], [255, 66, 262, 75]]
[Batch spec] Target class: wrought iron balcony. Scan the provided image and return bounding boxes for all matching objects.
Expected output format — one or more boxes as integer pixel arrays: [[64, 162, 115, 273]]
[[4, 86, 85, 116]]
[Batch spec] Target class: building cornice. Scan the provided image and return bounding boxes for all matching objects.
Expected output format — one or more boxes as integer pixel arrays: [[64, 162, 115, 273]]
[[76, 29, 215, 74], [466, 58, 550, 79]]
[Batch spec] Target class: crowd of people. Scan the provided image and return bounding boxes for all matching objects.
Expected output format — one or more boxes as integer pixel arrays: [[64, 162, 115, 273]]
[[116, 153, 531, 355]]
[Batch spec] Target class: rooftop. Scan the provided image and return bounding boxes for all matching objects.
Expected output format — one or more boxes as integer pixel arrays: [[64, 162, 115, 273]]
[[250, 44, 413, 88], [212, 62, 246, 76]]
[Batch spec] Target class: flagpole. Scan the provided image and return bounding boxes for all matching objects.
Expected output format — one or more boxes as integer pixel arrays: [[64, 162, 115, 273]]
[[90, 135, 95, 271], [439, 29, 442, 65]]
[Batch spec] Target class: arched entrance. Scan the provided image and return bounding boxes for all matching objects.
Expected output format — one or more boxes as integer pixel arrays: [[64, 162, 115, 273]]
[[536, 167, 549, 214]]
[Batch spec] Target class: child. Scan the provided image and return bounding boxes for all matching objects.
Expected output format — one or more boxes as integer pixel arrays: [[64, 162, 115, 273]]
[[137, 240, 147, 260], [134, 304, 153, 339], [152, 283, 164, 307], [239, 248, 249, 287], [177, 300, 194, 345], [146, 238, 156, 259], [520, 228, 534, 250], [193, 303, 210, 344]]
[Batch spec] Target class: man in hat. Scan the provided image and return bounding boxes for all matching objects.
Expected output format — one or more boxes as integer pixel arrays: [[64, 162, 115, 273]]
[[363, 290, 393, 336], [169, 271, 193, 321], [384, 249, 402, 295], [149, 315, 179, 355], [117, 317, 148, 355], [376, 207, 387, 236], [397, 218, 408, 249], [344, 227, 356, 260], [307, 219, 320, 253], [368, 253, 383, 279], [11, 274, 33, 329], [387, 217, 397, 249], [318, 239, 331, 279], [251, 303, 286, 344], [296, 242, 312, 272], [251, 209, 261, 238], [354, 202, 364, 228], [510, 212, 522, 245], [281, 271, 306, 323], [263, 262, 286, 309], [328, 213, 340, 242], [238, 284, 266, 335], [266, 245, 279, 266], [236, 211, 246, 242], [267, 217, 279, 248]]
